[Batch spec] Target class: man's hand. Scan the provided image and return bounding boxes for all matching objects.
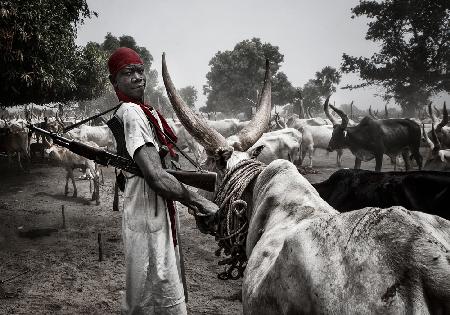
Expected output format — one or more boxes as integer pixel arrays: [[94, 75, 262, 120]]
[[135, 144, 219, 216], [191, 198, 219, 216]]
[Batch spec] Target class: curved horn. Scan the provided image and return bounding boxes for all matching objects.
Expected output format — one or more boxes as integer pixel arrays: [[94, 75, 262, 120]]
[[431, 124, 441, 152], [422, 123, 434, 150], [433, 105, 441, 118], [275, 113, 284, 129], [162, 53, 228, 153], [329, 104, 349, 129], [427, 102, 436, 125], [369, 105, 375, 119], [436, 102, 448, 132], [307, 107, 313, 119], [235, 59, 272, 151], [323, 96, 337, 125]]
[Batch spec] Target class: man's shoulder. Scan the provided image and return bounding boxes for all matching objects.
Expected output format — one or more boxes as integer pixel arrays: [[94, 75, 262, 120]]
[[120, 102, 145, 118], [120, 102, 140, 111]]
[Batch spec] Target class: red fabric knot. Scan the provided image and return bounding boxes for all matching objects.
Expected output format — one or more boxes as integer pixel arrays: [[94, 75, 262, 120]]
[[108, 47, 143, 78]]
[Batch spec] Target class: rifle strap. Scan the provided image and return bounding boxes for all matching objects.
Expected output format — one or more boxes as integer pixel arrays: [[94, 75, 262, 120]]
[[63, 103, 123, 133]]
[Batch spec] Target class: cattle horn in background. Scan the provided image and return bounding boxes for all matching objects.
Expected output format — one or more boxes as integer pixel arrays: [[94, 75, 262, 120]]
[[307, 106, 313, 119], [234, 59, 272, 151], [422, 123, 434, 150], [369, 105, 374, 119], [162, 53, 229, 153], [436, 102, 448, 132], [323, 96, 337, 125], [431, 124, 441, 154], [350, 100, 354, 119], [433, 105, 441, 118], [329, 104, 349, 129], [427, 102, 437, 126]]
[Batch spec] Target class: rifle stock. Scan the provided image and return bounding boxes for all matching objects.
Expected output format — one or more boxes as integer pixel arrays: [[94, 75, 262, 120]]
[[28, 125, 216, 192]]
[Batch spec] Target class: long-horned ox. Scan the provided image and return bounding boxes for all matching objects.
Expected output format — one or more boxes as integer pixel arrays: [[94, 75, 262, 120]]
[[423, 124, 450, 172], [162, 54, 450, 314], [327, 104, 423, 171], [428, 102, 450, 149]]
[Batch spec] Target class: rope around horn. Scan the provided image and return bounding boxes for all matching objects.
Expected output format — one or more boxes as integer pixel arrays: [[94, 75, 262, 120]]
[[213, 159, 266, 280]]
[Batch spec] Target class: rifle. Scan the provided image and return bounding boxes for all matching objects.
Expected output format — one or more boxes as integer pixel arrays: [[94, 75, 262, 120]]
[[28, 125, 217, 192]]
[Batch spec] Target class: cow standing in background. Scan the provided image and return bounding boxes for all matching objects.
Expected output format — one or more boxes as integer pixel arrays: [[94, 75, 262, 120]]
[[297, 97, 344, 167], [0, 127, 30, 171], [44, 139, 100, 205], [327, 104, 422, 171]]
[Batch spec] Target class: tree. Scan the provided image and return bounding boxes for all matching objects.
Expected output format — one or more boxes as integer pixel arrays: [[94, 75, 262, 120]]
[[203, 38, 294, 115], [341, 0, 450, 116], [178, 86, 198, 108], [314, 66, 341, 96], [74, 42, 109, 102], [301, 66, 341, 115], [101, 32, 120, 54], [0, 0, 97, 107], [118, 35, 153, 71]]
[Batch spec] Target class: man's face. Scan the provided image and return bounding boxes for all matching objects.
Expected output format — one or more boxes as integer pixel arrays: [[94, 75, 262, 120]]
[[110, 64, 146, 101]]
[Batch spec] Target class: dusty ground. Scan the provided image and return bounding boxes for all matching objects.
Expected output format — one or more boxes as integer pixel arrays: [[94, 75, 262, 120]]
[[0, 149, 414, 314]]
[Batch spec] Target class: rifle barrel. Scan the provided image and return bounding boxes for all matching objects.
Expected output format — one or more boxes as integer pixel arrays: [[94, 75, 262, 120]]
[[28, 124, 217, 192]]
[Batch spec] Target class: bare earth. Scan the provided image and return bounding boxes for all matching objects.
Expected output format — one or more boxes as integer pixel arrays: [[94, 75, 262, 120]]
[[0, 150, 410, 314]]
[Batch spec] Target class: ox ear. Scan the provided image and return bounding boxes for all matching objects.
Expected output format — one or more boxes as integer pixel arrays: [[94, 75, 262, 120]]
[[251, 145, 265, 159]]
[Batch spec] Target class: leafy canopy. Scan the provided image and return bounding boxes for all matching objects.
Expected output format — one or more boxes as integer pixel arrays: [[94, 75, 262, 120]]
[[203, 38, 295, 114], [299, 66, 341, 116], [178, 86, 198, 108], [0, 0, 105, 107], [341, 0, 450, 115]]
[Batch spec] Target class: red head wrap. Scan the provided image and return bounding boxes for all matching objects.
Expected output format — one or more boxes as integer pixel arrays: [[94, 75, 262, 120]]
[[108, 47, 143, 78]]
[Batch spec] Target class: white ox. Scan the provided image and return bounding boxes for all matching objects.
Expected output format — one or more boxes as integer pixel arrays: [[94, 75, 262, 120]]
[[67, 125, 115, 151], [0, 127, 29, 171], [247, 128, 302, 165], [243, 159, 450, 314], [297, 97, 345, 167], [162, 55, 450, 314], [299, 124, 343, 167], [44, 140, 100, 204]]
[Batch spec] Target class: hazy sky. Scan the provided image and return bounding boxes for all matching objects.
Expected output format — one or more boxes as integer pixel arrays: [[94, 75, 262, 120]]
[[75, 0, 449, 111]]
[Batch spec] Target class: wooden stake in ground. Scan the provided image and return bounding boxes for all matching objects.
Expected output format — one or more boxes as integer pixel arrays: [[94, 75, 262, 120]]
[[98, 232, 103, 262], [61, 205, 66, 229]]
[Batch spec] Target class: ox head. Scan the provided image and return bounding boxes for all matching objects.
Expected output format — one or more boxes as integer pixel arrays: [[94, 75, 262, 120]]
[[162, 53, 271, 178], [162, 54, 271, 236], [427, 102, 448, 145], [326, 101, 349, 152], [423, 124, 450, 171]]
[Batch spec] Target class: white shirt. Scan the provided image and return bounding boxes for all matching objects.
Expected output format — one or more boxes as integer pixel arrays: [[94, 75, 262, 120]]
[[115, 102, 185, 314]]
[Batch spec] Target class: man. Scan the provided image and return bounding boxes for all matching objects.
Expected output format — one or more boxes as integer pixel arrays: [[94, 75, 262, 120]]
[[107, 47, 218, 314]]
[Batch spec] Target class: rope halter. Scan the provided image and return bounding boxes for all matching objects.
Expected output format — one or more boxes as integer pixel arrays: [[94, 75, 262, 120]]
[[213, 159, 266, 280]]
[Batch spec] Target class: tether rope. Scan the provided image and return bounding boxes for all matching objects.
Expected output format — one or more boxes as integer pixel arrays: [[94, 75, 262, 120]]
[[213, 159, 266, 280]]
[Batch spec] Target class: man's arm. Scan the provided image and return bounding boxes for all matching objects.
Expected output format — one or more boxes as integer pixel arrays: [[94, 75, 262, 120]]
[[134, 143, 218, 215]]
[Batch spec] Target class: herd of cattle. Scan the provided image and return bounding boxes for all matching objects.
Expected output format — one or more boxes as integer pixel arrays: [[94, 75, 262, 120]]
[[1, 57, 449, 312], [0, 84, 449, 207]]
